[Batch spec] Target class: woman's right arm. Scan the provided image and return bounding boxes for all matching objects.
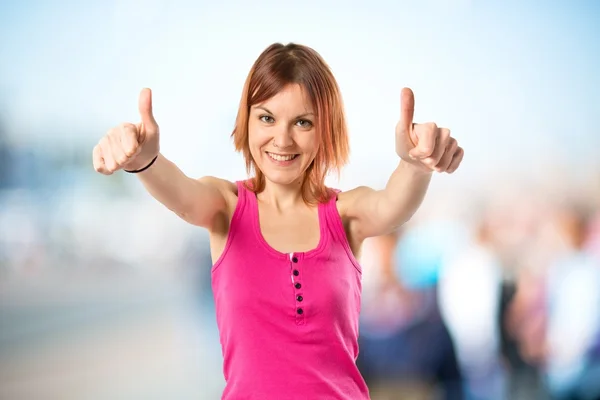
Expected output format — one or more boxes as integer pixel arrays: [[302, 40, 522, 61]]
[[135, 154, 229, 228], [92, 88, 230, 229]]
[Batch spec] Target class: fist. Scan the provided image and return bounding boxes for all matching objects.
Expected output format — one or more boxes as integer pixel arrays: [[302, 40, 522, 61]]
[[93, 88, 160, 175], [395, 88, 463, 174]]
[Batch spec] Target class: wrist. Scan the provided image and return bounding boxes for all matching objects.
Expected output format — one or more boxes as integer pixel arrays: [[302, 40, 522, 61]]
[[124, 153, 160, 173], [398, 158, 433, 176]]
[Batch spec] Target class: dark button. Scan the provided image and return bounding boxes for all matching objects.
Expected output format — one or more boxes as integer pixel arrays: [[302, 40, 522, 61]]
[[292, 256, 298, 263], [297, 308, 304, 315], [295, 283, 301, 289], [293, 270, 299, 276], [296, 295, 303, 302]]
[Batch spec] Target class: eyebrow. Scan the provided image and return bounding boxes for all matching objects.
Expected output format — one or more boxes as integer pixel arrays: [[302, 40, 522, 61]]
[[254, 106, 314, 119]]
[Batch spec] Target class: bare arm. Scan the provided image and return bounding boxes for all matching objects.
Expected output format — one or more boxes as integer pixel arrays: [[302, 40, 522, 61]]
[[92, 88, 230, 230], [341, 88, 464, 241], [134, 154, 229, 228], [342, 162, 432, 240]]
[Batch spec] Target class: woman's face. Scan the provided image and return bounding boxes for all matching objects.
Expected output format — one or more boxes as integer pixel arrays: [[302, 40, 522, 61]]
[[248, 84, 319, 187]]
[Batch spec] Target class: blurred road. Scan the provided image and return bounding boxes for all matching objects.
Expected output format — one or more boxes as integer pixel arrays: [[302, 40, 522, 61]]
[[0, 274, 225, 400]]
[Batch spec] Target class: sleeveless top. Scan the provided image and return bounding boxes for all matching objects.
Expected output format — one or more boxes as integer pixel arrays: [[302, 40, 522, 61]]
[[211, 180, 370, 400]]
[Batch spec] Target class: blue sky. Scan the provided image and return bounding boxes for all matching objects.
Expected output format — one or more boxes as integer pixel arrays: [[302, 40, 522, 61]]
[[1, 0, 598, 188]]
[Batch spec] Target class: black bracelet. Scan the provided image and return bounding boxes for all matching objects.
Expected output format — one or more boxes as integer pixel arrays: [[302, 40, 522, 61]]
[[124, 155, 158, 173]]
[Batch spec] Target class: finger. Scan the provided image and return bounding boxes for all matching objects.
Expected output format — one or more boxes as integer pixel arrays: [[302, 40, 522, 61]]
[[100, 137, 117, 174], [119, 123, 141, 158], [138, 88, 157, 133], [92, 145, 108, 174], [434, 137, 458, 172], [399, 87, 415, 137], [108, 134, 129, 168], [446, 147, 464, 174], [409, 122, 438, 159], [422, 128, 451, 168]]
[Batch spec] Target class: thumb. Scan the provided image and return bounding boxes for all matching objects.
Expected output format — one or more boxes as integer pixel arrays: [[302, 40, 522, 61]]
[[399, 87, 417, 146], [138, 87, 158, 131]]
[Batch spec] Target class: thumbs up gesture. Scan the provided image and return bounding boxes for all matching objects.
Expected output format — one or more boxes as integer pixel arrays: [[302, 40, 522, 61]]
[[93, 88, 160, 175], [395, 88, 463, 174]]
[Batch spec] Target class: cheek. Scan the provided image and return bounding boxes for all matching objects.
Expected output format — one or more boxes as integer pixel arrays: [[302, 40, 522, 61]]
[[301, 132, 319, 157], [248, 126, 268, 151], [247, 128, 263, 164]]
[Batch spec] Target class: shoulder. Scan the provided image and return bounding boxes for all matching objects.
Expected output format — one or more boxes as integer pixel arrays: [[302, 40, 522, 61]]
[[334, 186, 376, 218], [196, 176, 242, 221], [197, 176, 237, 192], [197, 176, 239, 202], [196, 177, 246, 236]]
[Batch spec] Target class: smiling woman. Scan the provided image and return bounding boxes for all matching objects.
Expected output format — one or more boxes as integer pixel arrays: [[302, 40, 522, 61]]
[[92, 42, 464, 400], [232, 42, 349, 204]]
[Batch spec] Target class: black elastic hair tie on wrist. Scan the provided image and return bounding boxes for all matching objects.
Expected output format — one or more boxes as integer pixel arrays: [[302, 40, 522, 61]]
[[124, 155, 158, 173]]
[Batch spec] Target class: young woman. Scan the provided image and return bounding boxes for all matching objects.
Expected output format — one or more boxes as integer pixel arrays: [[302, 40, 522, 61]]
[[92, 42, 464, 400]]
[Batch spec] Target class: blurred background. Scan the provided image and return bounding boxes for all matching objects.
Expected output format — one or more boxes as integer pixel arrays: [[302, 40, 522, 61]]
[[1, 0, 599, 399]]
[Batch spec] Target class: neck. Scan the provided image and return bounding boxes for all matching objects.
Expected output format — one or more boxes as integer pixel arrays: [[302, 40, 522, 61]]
[[258, 178, 306, 211]]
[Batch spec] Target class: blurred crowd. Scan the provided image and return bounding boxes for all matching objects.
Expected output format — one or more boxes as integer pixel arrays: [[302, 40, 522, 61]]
[[358, 183, 600, 400]]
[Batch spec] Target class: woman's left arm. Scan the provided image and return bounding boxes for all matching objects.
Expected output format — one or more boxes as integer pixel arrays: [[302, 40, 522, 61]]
[[340, 87, 464, 241]]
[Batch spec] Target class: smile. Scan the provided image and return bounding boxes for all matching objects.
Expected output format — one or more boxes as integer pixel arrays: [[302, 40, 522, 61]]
[[266, 152, 299, 162]]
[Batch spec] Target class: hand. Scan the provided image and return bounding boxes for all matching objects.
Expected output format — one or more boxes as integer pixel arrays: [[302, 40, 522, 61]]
[[93, 88, 160, 175], [395, 87, 463, 174]]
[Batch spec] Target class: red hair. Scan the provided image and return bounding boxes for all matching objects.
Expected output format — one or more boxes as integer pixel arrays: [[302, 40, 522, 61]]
[[231, 43, 350, 204]]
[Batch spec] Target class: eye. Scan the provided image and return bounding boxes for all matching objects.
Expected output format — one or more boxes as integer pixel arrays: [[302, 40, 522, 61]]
[[259, 115, 274, 123], [296, 119, 313, 128]]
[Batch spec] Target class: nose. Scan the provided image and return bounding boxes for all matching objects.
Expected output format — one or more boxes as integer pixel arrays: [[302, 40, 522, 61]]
[[272, 125, 294, 149]]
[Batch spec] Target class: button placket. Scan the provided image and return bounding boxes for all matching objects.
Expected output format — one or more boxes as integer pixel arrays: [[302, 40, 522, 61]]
[[289, 253, 305, 324]]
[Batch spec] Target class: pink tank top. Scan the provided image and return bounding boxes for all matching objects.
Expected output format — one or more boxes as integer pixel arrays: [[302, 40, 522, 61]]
[[211, 180, 370, 400]]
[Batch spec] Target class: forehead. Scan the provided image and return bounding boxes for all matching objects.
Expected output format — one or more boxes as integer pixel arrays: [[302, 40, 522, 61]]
[[254, 84, 314, 113]]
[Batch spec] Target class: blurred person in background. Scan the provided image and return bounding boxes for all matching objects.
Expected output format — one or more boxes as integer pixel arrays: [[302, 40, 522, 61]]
[[437, 208, 506, 400], [90, 42, 464, 399], [541, 204, 600, 400], [502, 264, 548, 399], [503, 199, 600, 400], [358, 229, 464, 400], [483, 192, 550, 400]]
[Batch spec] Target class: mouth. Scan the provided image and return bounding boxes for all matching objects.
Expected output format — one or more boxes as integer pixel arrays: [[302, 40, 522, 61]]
[[266, 152, 299, 162]]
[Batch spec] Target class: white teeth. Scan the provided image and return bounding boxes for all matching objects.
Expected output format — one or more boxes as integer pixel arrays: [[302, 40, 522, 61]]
[[268, 153, 296, 161]]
